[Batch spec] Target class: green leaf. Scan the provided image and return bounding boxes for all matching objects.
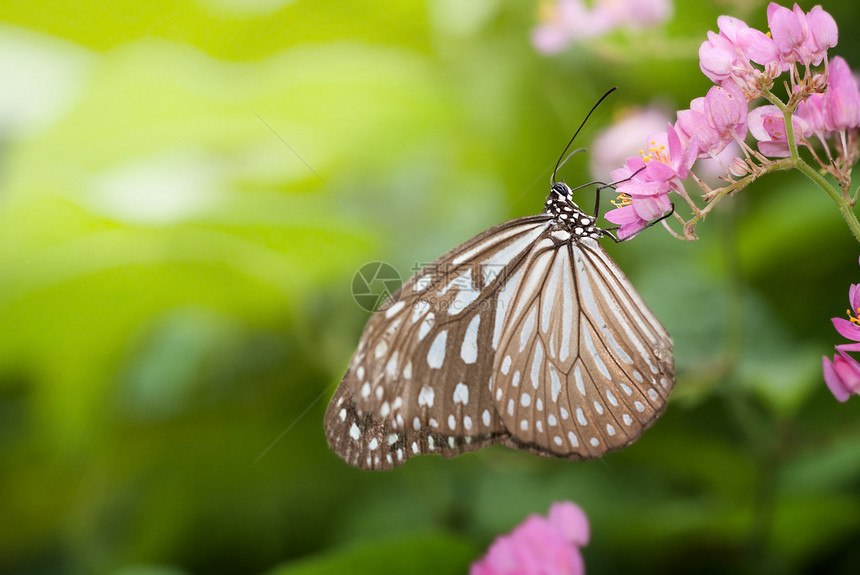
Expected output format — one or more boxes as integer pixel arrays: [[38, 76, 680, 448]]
[[265, 533, 478, 575]]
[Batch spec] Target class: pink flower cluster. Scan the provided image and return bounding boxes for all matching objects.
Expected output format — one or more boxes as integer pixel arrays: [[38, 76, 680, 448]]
[[604, 3, 860, 239], [533, 0, 672, 54], [470, 502, 590, 575], [823, 256, 860, 402], [751, 56, 860, 156]]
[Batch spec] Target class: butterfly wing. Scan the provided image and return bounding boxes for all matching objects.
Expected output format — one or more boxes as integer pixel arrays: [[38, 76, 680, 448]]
[[492, 236, 674, 459], [325, 216, 552, 470]]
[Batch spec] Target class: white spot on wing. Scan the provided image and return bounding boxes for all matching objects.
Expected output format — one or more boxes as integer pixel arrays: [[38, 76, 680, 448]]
[[530, 340, 543, 389], [550, 364, 561, 402], [414, 275, 432, 292], [493, 266, 524, 349], [427, 330, 447, 368], [385, 351, 399, 377], [520, 306, 537, 352], [460, 314, 481, 364], [453, 383, 469, 405], [606, 389, 618, 406], [583, 324, 611, 379], [418, 386, 435, 407], [375, 341, 388, 359], [501, 355, 511, 374], [385, 300, 405, 319]]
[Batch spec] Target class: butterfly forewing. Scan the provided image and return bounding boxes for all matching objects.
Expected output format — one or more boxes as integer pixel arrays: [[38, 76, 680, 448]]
[[324, 217, 552, 470], [325, 182, 675, 470]]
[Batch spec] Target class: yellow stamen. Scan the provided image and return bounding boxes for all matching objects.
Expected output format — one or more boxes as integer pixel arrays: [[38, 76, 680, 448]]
[[639, 143, 668, 164], [849, 307, 860, 326], [611, 193, 632, 208]]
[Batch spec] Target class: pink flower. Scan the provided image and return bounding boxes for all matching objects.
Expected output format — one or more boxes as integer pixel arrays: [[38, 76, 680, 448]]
[[532, 0, 598, 54], [824, 56, 860, 131], [698, 16, 780, 88], [677, 81, 748, 157], [471, 502, 589, 575], [532, 0, 672, 54], [747, 104, 808, 157], [823, 256, 860, 402], [604, 124, 696, 238], [767, 3, 838, 66], [604, 201, 652, 239]]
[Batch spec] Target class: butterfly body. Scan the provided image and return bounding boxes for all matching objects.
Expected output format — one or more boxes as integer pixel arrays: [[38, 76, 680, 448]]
[[325, 182, 674, 470]]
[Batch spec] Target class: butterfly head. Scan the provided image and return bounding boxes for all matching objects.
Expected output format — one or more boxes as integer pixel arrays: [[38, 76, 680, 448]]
[[544, 182, 603, 241]]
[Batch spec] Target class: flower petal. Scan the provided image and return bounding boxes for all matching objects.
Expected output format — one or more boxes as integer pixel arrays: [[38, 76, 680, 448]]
[[548, 502, 590, 546], [823, 355, 850, 402], [832, 317, 860, 342]]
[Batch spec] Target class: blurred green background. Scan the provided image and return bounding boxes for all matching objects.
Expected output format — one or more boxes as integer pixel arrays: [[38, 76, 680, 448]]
[[1, 0, 860, 573]]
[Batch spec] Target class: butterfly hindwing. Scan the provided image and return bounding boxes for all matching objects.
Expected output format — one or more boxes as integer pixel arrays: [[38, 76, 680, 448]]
[[324, 217, 552, 469], [492, 236, 674, 459]]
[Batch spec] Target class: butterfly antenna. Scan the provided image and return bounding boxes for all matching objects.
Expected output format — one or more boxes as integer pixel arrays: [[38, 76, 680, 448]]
[[551, 86, 618, 185]]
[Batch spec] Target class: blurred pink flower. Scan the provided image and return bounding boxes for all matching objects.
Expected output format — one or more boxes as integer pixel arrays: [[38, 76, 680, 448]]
[[694, 141, 742, 187], [533, 0, 672, 54], [471, 502, 590, 575], [823, 349, 860, 402], [590, 107, 672, 181]]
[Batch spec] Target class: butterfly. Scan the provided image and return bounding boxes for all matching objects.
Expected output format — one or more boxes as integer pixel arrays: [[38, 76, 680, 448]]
[[325, 100, 674, 470]]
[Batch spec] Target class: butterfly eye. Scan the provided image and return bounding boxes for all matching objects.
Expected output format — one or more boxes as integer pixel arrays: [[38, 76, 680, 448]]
[[551, 182, 571, 197]]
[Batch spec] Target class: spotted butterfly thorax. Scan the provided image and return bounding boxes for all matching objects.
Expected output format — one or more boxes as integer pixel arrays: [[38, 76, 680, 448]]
[[324, 181, 675, 470]]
